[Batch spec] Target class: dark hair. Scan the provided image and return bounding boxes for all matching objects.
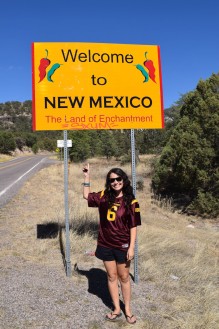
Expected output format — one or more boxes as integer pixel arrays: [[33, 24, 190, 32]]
[[104, 168, 135, 208]]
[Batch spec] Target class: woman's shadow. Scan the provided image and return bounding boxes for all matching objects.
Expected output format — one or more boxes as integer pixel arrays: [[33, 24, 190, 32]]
[[74, 263, 125, 313], [58, 222, 125, 312]]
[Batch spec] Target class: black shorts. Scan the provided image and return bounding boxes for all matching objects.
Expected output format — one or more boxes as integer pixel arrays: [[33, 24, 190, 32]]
[[95, 245, 127, 263]]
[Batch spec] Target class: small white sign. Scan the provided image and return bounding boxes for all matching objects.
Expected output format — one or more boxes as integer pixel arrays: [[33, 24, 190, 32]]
[[57, 140, 72, 148]]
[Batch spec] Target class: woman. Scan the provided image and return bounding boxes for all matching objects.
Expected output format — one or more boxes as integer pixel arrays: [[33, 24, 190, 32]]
[[82, 163, 141, 324]]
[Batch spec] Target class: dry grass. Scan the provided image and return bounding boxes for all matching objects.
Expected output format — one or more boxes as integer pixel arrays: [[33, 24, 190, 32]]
[[1, 155, 218, 328], [0, 154, 12, 162]]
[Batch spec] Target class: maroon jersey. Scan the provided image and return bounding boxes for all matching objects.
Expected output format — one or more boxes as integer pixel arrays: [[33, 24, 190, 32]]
[[88, 190, 141, 251]]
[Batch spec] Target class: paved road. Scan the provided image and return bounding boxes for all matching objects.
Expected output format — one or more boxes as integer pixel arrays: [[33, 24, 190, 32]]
[[0, 155, 59, 208]]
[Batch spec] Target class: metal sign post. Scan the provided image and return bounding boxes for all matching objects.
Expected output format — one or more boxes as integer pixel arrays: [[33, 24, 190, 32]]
[[131, 129, 139, 284], [64, 130, 72, 277]]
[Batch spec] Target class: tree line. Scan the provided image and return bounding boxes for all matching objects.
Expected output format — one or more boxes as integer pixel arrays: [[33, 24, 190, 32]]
[[0, 72, 218, 217], [0, 101, 167, 158]]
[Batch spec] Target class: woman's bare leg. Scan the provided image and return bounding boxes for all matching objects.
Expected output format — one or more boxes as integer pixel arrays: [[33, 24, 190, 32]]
[[104, 260, 121, 318], [117, 262, 136, 323]]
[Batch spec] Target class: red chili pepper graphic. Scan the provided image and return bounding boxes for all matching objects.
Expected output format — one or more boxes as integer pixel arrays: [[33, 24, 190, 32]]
[[38, 49, 51, 83], [143, 52, 156, 83]]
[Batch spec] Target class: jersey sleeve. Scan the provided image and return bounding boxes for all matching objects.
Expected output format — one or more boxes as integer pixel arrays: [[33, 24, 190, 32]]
[[87, 190, 104, 207], [129, 199, 141, 228]]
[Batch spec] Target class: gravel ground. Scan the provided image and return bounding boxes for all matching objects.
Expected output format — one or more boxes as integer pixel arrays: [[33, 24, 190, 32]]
[[0, 260, 161, 329], [0, 193, 172, 329]]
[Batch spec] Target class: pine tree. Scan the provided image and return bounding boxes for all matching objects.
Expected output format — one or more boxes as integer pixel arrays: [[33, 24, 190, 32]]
[[152, 73, 219, 217]]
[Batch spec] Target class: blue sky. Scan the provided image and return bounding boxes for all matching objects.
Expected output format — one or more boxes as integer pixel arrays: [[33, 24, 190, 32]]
[[0, 0, 218, 109]]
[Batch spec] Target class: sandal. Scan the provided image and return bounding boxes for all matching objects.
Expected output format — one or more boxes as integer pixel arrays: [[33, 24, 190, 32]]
[[105, 312, 122, 321], [126, 314, 136, 324]]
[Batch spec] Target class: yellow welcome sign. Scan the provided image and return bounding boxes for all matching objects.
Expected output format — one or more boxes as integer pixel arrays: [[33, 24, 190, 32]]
[[32, 42, 164, 131]]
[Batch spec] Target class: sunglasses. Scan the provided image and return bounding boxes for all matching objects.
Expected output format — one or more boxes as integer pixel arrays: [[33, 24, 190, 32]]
[[109, 176, 123, 183]]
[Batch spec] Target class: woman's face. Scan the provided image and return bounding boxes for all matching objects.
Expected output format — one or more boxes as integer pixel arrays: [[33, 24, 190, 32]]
[[109, 172, 124, 195]]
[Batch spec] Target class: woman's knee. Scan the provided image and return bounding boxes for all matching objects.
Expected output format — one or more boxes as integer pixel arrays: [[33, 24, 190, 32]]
[[119, 272, 130, 283], [107, 271, 118, 282]]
